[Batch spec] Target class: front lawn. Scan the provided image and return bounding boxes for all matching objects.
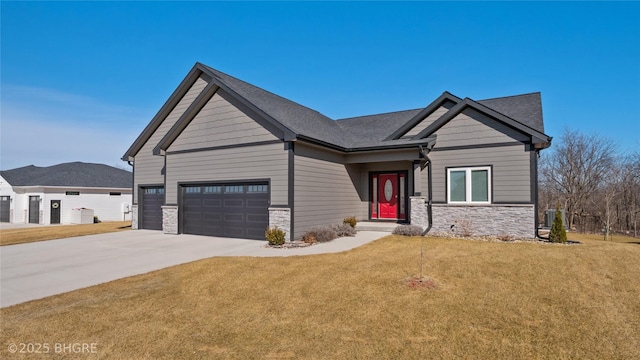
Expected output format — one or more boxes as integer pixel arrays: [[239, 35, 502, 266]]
[[0, 221, 131, 246], [1, 234, 638, 359]]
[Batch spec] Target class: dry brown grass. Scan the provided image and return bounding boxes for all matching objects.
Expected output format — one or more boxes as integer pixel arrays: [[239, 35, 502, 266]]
[[1, 233, 639, 359], [0, 221, 131, 246], [567, 231, 640, 244]]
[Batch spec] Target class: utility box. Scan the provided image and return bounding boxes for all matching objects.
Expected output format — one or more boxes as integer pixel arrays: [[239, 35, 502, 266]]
[[544, 209, 567, 229], [71, 208, 94, 224]]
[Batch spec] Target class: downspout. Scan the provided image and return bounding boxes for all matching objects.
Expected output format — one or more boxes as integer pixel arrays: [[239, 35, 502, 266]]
[[416, 144, 434, 236], [421, 154, 433, 236], [533, 148, 550, 240]]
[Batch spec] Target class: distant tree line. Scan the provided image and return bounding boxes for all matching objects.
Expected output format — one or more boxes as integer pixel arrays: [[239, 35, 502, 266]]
[[539, 128, 640, 238]]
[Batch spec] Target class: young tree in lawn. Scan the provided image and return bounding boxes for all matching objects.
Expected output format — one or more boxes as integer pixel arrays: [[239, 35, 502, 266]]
[[549, 205, 567, 243]]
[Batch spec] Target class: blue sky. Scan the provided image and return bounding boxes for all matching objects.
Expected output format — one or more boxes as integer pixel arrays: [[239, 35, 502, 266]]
[[1, 1, 639, 170]]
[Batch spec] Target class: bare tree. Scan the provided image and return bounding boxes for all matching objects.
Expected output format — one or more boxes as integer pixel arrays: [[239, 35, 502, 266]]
[[617, 153, 640, 237], [595, 160, 621, 241], [540, 128, 617, 231]]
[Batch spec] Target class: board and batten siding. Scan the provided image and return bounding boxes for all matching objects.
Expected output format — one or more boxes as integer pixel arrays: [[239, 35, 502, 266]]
[[294, 143, 365, 239], [132, 75, 209, 202], [169, 92, 278, 152], [424, 144, 532, 203], [164, 143, 288, 205]]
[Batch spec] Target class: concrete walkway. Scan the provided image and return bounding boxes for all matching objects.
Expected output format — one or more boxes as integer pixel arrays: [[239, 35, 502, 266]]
[[0, 230, 389, 308]]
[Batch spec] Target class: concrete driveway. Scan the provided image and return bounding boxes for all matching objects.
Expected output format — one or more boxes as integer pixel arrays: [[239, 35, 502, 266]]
[[0, 229, 388, 308]]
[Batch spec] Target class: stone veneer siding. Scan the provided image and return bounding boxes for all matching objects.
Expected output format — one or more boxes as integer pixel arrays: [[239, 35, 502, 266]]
[[131, 205, 138, 229], [410, 197, 535, 239], [162, 205, 178, 235], [269, 207, 291, 242]]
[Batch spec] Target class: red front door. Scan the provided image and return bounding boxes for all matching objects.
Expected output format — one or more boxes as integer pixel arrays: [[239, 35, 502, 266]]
[[378, 174, 398, 219]]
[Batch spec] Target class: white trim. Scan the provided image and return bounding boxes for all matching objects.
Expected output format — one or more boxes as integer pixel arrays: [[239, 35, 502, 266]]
[[447, 166, 492, 204]]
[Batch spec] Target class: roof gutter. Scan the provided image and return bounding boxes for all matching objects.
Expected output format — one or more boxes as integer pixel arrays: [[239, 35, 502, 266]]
[[295, 135, 437, 153], [10, 186, 132, 191]]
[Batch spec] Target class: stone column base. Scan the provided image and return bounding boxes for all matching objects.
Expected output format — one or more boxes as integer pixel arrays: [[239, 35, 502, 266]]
[[131, 205, 139, 229], [269, 207, 291, 242], [410, 196, 428, 229], [162, 205, 179, 235]]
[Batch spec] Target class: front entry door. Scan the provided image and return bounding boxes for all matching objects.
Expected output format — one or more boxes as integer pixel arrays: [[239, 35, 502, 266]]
[[51, 200, 61, 224], [371, 172, 407, 220], [0, 196, 10, 222], [29, 196, 40, 224], [378, 174, 398, 219]]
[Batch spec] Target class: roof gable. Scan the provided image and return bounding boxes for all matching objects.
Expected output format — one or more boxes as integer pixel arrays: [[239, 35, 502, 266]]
[[165, 91, 279, 153], [385, 92, 462, 140], [412, 97, 551, 146], [122, 64, 207, 161], [0, 162, 132, 188]]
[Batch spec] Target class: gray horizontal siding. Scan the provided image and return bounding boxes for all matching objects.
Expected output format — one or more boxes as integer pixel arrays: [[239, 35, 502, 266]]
[[133, 75, 209, 202], [423, 144, 532, 203], [294, 144, 365, 239], [403, 105, 449, 138], [432, 108, 529, 146], [169, 92, 277, 152], [165, 142, 288, 205]]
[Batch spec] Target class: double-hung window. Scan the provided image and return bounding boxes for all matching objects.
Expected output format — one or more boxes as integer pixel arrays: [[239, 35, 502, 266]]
[[447, 166, 491, 204]]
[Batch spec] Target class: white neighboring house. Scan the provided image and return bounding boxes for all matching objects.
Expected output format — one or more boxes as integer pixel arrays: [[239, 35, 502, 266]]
[[0, 162, 132, 225]]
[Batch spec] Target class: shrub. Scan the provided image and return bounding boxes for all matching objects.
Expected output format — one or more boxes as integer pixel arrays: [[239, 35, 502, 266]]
[[497, 233, 516, 242], [265, 226, 286, 246], [302, 232, 317, 244], [392, 224, 423, 236], [549, 207, 567, 243], [343, 216, 357, 228], [309, 226, 338, 243], [456, 218, 474, 237], [334, 223, 357, 237]]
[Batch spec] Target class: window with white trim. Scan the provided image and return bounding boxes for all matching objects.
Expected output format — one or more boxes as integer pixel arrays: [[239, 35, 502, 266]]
[[447, 166, 491, 204]]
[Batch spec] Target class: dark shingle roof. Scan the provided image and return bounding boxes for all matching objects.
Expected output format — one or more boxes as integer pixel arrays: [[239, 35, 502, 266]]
[[0, 162, 132, 188], [201, 64, 353, 149], [478, 92, 544, 133], [336, 109, 423, 147], [336, 93, 547, 144], [124, 62, 550, 157]]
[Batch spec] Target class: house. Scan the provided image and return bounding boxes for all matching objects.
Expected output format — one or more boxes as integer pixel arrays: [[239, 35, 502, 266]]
[[0, 162, 132, 225], [122, 63, 552, 241]]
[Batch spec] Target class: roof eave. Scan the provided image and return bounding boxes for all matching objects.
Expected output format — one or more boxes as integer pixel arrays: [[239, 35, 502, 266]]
[[10, 185, 132, 191], [296, 135, 437, 153]]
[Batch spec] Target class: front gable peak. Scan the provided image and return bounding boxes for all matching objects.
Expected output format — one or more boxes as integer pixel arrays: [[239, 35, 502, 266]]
[[385, 91, 461, 141]]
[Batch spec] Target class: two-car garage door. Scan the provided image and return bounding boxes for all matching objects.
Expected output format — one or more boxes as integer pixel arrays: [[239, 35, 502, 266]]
[[181, 182, 269, 240], [140, 182, 269, 240]]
